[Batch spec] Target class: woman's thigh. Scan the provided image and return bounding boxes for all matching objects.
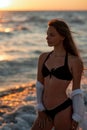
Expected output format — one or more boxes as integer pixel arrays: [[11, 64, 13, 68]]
[[54, 106, 72, 130], [31, 116, 53, 130]]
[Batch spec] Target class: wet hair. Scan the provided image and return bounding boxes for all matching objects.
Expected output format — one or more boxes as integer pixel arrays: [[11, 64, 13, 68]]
[[48, 19, 79, 56]]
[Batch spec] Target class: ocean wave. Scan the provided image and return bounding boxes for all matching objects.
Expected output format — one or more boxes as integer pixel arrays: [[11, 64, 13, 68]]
[[0, 25, 29, 34], [0, 83, 36, 129], [69, 16, 85, 24], [0, 58, 37, 76]]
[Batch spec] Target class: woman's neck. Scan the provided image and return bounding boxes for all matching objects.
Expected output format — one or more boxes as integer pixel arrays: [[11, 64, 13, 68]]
[[53, 47, 66, 57]]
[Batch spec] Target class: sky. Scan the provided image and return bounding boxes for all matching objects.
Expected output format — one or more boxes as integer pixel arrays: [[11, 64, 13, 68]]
[[0, 0, 87, 11]]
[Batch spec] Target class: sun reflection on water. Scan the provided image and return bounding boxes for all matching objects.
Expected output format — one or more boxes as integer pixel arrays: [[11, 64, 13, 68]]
[[0, 54, 12, 61], [0, 26, 14, 33], [0, 82, 36, 113]]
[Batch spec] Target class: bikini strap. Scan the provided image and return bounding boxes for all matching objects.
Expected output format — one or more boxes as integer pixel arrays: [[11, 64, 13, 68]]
[[64, 52, 68, 66], [43, 51, 53, 64]]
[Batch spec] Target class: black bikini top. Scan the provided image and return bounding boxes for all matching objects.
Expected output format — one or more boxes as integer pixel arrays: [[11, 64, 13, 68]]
[[42, 51, 73, 80]]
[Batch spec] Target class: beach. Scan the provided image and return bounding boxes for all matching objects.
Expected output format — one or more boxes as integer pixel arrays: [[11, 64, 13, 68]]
[[0, 82, 37, 129]]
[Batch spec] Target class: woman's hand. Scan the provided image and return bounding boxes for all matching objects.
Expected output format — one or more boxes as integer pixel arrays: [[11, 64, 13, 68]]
[[37, 111, 52, 129], [71, 119, 78, 130]]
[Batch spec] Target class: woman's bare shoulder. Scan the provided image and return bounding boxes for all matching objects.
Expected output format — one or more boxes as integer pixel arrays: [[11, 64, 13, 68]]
[[69, 54, 83, 69], [38, 52, 50, 63]]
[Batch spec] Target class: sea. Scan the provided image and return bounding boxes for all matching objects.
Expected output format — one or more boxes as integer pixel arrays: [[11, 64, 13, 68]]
[[0, 11, 87, 130], [0, 10, 87, 91]]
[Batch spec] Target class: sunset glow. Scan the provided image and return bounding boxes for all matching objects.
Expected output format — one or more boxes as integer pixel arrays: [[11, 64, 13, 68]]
[[0, 54, 12, 61], [0, 0, 87, 11], [0, 0, 12, 8], [0, 55, 6, 61]]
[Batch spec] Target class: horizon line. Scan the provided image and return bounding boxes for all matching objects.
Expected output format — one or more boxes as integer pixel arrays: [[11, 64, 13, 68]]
[[0, 9, 87, 12]]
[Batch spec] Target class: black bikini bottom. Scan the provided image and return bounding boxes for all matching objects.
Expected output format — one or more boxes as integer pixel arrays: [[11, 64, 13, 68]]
[[44, 98, 72, 120]]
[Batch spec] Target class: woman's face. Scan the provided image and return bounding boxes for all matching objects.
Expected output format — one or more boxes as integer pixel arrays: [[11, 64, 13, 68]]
[[46, 26, 64, 47]]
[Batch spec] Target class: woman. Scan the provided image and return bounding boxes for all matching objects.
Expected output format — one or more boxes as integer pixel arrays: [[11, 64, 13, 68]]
[[31, 19, 85, 130]]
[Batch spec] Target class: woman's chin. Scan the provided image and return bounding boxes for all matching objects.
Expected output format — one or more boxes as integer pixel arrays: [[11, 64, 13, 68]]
[[48, 44, 53, 47]]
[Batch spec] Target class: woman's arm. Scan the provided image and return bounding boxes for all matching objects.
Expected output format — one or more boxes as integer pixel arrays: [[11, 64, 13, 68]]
[[71, 57, 83, 90], [37, 53, 47, 83], [71, 57, 85, 123], [35, 53, 51, 129], [35, 53, 48, 111]]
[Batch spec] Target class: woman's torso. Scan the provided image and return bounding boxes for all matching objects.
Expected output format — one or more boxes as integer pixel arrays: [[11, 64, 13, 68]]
[[42, 51, 72, 109]]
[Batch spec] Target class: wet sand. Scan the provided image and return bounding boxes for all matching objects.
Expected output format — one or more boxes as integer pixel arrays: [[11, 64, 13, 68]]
[[0, 82, 36, 129]]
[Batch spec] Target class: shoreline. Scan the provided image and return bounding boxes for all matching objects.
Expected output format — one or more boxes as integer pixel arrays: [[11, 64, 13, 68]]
[[0, 82, 36, 114], [0, 82, 37, 129], [0, 81, 36, 96]]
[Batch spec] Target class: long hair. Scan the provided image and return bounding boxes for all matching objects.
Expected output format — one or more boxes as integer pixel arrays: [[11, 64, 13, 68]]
[[48, 19, 79, 57]]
